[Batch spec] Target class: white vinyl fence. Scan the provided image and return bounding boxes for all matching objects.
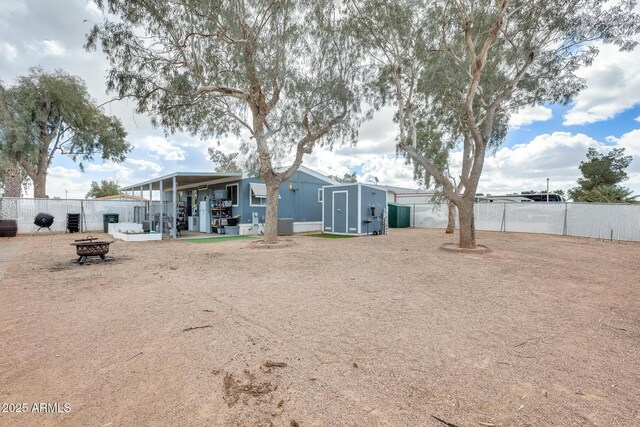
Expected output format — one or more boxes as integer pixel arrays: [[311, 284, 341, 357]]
[[411, 202, 640, 242], [0, 197, 147, 234]]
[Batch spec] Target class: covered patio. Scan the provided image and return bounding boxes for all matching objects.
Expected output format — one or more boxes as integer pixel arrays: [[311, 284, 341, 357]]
[[120, 171, 243, 238]]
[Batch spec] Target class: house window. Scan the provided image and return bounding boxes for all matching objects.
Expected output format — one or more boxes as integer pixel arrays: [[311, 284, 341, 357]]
[[226, 184, 239, 206], [318, 188, 323, 202], [249, 182, 267, 207]]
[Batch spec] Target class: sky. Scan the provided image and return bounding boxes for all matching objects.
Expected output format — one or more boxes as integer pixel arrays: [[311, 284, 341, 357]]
[[1, 0, 639, 199]]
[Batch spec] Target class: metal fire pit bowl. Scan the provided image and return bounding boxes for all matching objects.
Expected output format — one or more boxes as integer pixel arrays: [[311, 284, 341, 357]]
[[70, 236, 115, 265]]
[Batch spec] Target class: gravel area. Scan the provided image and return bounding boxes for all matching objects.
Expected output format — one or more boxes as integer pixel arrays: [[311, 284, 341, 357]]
[[0, 229, 639, 426]]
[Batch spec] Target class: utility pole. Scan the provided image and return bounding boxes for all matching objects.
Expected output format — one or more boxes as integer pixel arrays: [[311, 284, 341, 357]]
[[546, 178, 549, 202]]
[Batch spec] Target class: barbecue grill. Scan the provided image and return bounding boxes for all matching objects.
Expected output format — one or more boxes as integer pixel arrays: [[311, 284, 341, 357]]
[[33, 212, 55, 235], [70, 236, 114, 265]]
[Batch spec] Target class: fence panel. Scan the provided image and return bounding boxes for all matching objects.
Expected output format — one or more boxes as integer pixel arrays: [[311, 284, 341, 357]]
[[504, 203, 566, 235], [410, 202, 640, 242], [474, 203, 504, 231], [0, 197, 145, 234], [566, 203, 640, 241], [411, 203, 453, 228]]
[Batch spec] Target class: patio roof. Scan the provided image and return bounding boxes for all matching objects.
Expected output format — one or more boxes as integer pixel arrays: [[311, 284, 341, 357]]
[[120, 171, 244, 192]]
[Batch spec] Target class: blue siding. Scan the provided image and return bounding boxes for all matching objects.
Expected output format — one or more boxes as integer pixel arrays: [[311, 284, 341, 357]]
[[323, 184, 387, 234], [360, 184, 387, 234], [200, 170, 330, 225], [323, 184, 359, 233]]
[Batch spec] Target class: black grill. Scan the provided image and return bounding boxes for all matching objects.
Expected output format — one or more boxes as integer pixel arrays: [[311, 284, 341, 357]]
[[34, 213, 54, 227]]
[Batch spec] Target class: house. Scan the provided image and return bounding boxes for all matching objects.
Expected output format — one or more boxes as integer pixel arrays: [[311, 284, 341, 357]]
[[120, 166, 340, 237]]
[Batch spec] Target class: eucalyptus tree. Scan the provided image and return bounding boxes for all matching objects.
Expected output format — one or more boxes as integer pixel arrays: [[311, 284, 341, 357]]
[[87, 0, 363, 244], [0, 82, 26, 197], [0, 68, 129, 198], [353, 0, 639, 248]]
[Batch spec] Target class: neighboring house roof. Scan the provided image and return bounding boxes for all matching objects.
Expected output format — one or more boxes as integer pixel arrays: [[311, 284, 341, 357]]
[[375, 184, 434, 195], [95, 194, 148, 201]]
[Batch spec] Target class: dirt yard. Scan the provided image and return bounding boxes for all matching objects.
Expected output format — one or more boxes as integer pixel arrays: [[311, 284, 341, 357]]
[[0, 229, 638, 427]]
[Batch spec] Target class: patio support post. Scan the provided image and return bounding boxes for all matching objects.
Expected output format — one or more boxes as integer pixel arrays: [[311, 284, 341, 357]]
[[160, 180, 164, 235], [148, 183, 152, 221], [172, 176, 177, 238]]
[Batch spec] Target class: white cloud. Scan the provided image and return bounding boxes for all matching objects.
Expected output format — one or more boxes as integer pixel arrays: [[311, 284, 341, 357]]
[[605, 129, 640, 157], [41, 40, 66, 56], [44, 166, 90, 198], [0, 42, 17, 62], [510, 105, 553, 128], [126, 158, 163, 173], [635, 115, 640, 122], [564, 37, 640, 125], [48, 166, 82, 179], [135, 136, 186, 161], [85, 1, 102, 16], [450, 130, 640, 195], [86, 163, 129, 173]]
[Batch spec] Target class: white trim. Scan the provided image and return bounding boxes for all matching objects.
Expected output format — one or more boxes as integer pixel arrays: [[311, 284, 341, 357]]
[[226, 183, 239, 207], [357, 184, 362, 235], [321, 188, 325, 230], [332, 190, 348, 233], [293, 221, 322, 233], [249, 182, 267, 207]]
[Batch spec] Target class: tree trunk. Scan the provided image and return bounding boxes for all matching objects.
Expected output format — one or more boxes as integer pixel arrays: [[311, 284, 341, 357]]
[[446, 201, 455, 234], [263, 180, 281, 244], [3, 161, 22, 197], [457, 200, 476, 249], [33, 173, 47, 198]]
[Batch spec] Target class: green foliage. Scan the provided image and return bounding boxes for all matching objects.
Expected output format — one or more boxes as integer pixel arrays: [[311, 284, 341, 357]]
[[350, 0, 639, 247], [4, 68, 129, 165], [208, 148, 241, 173], [86, 0, 364, 165], [86, 179, 120, 198], [569, 147, 633, 201], [329, 171, 358, 183], [579, 184, 637, 203], [0, 68, 130, 196]]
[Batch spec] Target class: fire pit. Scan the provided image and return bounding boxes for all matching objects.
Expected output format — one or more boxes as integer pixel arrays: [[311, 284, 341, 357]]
[[71, 236, 114, 265]]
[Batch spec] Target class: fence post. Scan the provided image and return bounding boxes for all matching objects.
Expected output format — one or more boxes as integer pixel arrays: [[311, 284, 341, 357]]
[[501, 203, 506, 232], [413, 204, 415, 227], [563, 203, 568, 236], [80, 200, 84, 233]]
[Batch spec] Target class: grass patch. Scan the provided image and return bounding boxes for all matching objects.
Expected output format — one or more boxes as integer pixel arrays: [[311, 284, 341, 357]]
[[305, 233, 357, 239], [184, 235, 258, 243]]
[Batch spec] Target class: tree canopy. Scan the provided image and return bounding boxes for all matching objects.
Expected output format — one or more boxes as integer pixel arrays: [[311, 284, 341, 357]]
[[0, 68, 130, 197], [86, 179, 120, 198], [329, 171, 358, 184], [569, 147, 634, 201], [208, 148, 242, 173], [579, 184, 637, 203], [350, 0, 640, 248], [87, 0, 364, 243]]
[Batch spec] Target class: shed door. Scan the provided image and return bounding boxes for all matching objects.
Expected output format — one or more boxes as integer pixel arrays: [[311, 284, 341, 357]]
[[333, 191, 348, 233]]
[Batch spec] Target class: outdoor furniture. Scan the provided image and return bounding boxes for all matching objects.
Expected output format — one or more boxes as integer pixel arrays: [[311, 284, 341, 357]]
[[70, 236, 114, 265]]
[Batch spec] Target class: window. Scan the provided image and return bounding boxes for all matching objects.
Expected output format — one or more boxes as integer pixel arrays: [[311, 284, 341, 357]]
[[249, 182, 267, 207], [318, 188, 323, 202], [226, 184, 239, 206]]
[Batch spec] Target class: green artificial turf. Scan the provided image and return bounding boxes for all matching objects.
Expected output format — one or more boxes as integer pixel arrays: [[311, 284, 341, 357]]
[[304, 233, 357, 238], [183, 235, 258, 243]]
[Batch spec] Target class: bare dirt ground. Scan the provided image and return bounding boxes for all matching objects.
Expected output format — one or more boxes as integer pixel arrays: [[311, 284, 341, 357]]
[[0, 229, 639, 427]]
